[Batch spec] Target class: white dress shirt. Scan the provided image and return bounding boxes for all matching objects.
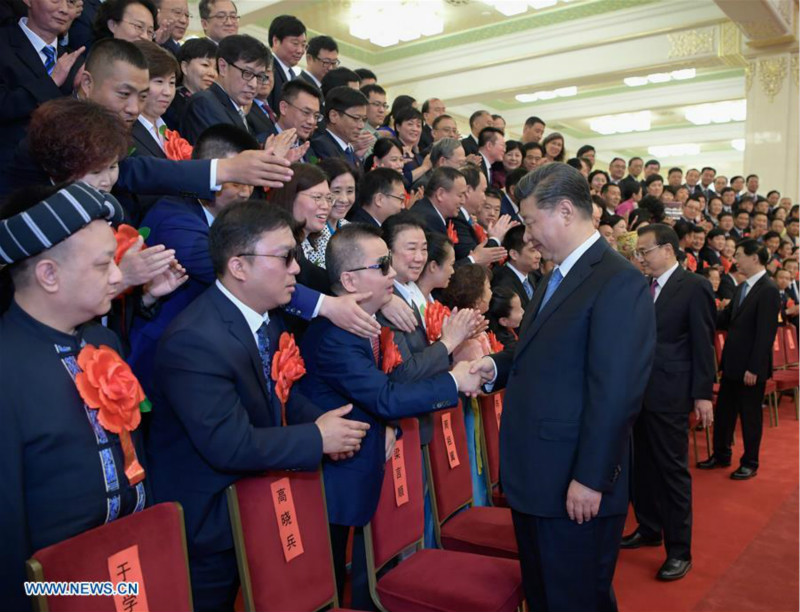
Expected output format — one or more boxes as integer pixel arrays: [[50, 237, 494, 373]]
[[301, 69, 321, 88], [741, 269, 767, 298], [273, 55, 295, 81], [554, 231, 602, 280], [652, 261, 679, 302], [137, 115, 167, 151], [216, 279, 269, 346], [19, 17, 57, 66]]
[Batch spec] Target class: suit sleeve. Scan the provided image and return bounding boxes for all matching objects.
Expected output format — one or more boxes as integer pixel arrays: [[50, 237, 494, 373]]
[[117, 157, 214, 200], [283, 284, 321, 321], [154, 328, 323, 472], [153, 213, 215, 284], [689, 278, 717, 400], [180, 97, 225, 145], [749, 286, 781, 378], [316, 331, 458, 421], [573, 268, 655, 493], [0, 60, 66, 124], [386, 329, 451, 383], [453, 219, 477, 262]]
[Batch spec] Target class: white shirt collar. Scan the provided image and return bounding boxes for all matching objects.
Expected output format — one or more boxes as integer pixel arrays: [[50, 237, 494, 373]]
[[301, 69, 321, 87], [744, 269, 767, 289], [202, 205, 215, 226], [506, 262, 528, 284], [431, 201, 448, 227], [215, 279, 269, 340], [480, 152, 492, 176], [654, 261, 680, 297], [555, 231, 602, 279], [137, 115, 167, 150], [459, 206, 471, 222], [326, 128, 350, 152], [273, 54, 294, 80], [19, 17, 57, 63], [394, 280, 413, 304]]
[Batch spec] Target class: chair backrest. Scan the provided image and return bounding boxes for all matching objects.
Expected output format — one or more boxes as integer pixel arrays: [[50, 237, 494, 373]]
[[426, 402, 472, 526], [366, 418, 424, 572], [479, 392, 503, 487], [773, 329, 787, 369], [26, 502, 192, 612], [714, 330, 727, 369], [784, 325, 799, 365], [227, 470, 337, 612]]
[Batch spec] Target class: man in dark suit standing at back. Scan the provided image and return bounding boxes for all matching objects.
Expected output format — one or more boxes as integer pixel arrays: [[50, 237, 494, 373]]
[[492, 225, 541, 309], [181, 34, 273, 144], [698, 239, 780, 479], [309, 86, 369, 165], [267, 14, 306, 111], [620, 224, 715, 581], [420, 97, 446, 152], [461, 109, 492, 156], [148, 201, 370, 611], [0, 0, 84, 170], [471, 163, 656, 612], [300, 34, 338, 92], [477, 126, 505, 186]]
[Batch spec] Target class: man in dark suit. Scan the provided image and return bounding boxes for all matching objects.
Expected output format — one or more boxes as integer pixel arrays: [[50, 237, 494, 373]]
[[181, 34, 272, 144], [267, 14, 305, 111], [272, 78, 323, 145], [471, 163, 656, 612], [348, 167, 406, 227], [420, 97, 446, 152], [477, 126, 505, 186], [154, 0, 190, 56], [718, 264, 738, 301], [619, 156, 643, 197], [460, 109, 492, 156], [0, 0, 84, 171], [299, 223, 481, 608], [499, 167, 526, 224], [620, 224, 715, 581], [300, 34, 337, 92], [148, 201, 370, 612], [493, 225, 541, 309], [309, 85, 368, 165], [410, 166, 466, 237], [699, 239, 781, 479]]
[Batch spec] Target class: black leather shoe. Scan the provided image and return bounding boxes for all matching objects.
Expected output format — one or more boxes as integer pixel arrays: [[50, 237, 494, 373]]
[[657, 558, 692, 581], [731, 465, 758, 480], [620, 531, 662, 549], [697, 456, 731, 469]]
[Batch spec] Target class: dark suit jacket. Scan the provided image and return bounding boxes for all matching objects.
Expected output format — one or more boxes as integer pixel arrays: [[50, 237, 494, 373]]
[[163, 86, 192, 130], [644, 266, 715, 412], [161, 37, 181, 57], [460, 134, 479, 156], [619, 175, 640, 198], [347, 205, 381, 227], [491, 263, 535, 309], [0, 23, 82, 171], [452, 208, 501, 262], [66, 0, 100, 50], [699, 246, 722, 268], [181, 82, 253, 144], [492, 237, 655, 517], [410, 196, 448, 236], [247, 100, 276, 143], [730, 227, 749, 240], [718, 273, 737, 300], [298, 316, 458, 526], [298, 70, 321, 92], [267, 60, 294, 113], [499, 192, 521, 224], [309, 129, 356, 164], [419, 123, 433, 153], [717, 272, 781, 382], [148, 285, 324, 556], [131, 120, 167, 159]]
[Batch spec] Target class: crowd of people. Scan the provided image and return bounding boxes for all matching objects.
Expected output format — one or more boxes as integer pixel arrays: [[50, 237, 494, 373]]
[[0, 0, 797, 610]]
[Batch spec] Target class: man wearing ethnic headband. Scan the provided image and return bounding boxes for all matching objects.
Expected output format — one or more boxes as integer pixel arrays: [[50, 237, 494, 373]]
[[0, 182, 150, 611]]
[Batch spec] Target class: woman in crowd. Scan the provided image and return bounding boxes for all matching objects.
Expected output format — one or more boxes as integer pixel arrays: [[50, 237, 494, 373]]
[[616, 181, 641, 221], [378, 94, 417, 137], [394, 106, 431, 185], [492, 140, 523, 189], [588, 169, 609, 195], [610, 214, 628, 240], [541, 131, 565, 163], [132, 41, 180, 157], [487, 286, 523, 350], [645, 173, 665, 198], [94, 0, 158, 42], [303, 159, 357, 268], [165, 38, 218, 130], [416, 231, 456, 307], [365, 137, 405, 173], [706, 195, 724, 226], [267, 163, 332, 291]]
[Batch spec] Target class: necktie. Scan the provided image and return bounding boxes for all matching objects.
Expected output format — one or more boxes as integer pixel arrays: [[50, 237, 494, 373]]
[[370, 335, 380, 365], [237, 107, 250, 131], [43, 45, 56, 76], [538, 267, 563, 313], [522, 278, 533, 300], [256, 321, 273, 398], [345, 146, 357, 166], [287, 66, 295, 80], [650, 278, 659, 301], [738, 282, 749, 306]]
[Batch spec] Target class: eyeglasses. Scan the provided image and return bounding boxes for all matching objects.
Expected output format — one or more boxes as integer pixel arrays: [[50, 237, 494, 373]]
[[229, 63, 270, 85], [237, 247, 298, 267], [209, 12, 239, 22], [382, 193, 406, 204], [368, 101, 389, 110], [634, 244, 664, 259], [313, 56, 341, 68], [348, 254, 393, 275], [286, 101, 323, 123], [340, 110, 368, 125], [301, 192, 335, 205], [121, 20, 155, 38]]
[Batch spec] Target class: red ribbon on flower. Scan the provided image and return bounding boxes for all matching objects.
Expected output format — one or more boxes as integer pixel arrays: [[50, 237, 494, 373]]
[[425, 301, 451, 344], [114, 224, 141, 264], [685, 252, 697, 273], [487, 331, 504, 353], [446, 220, 459, 245], [473, 223, 488, 244], [74, 345, 147, 485], [271, 332, 306, 426], [380, 327, 403, 374], [721, 256, 732, 274], [163, 129, 193, 161]]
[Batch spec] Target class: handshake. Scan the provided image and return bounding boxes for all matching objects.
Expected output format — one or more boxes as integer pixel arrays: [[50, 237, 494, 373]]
[[451, 356, 499, 397]]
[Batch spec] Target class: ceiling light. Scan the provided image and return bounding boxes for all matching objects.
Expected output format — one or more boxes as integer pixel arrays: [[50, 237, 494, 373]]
[[483, 0, 562, 16], [684, 99, 746, 125], [648, 144, 701, 157], [590, 111, 651, 135], [553, 86, 577, 97], [515, 86, 577, 103], [528, 0, 558, 8], [349, 0, 444, 47], [623, 76, 649, 87], [624, 68, 697, 87], [671, 68, 696, 80], [647, 72, 671, 83], [731, 139, 746, 151]]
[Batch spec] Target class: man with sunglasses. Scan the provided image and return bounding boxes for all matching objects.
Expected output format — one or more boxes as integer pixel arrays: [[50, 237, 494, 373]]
[[181, 34, 274, 145], [300, 34, 339, 92], [310, 85, 372, 166], [299, 223, 484, 609]]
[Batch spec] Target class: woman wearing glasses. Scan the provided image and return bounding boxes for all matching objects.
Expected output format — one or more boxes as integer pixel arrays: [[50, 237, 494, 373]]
[[93, 0, 158, 42]]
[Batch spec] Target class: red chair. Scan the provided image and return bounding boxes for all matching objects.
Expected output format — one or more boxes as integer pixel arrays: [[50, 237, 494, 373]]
[[26, 503, 193, 612], [713, 331, 727, 369], [227, 470, 343, 612], [478, 392, 508, 507], [784, 324, 798, 368], [425, 403, 518, 559], [364, 418, 523, 612], [771, 326, 799, 419]]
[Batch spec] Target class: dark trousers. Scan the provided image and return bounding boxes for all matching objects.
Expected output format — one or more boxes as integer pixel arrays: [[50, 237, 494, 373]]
[[511, 509, 626, 612], [631, 408, 692, 560], [713, 377, 766, 468], [189, 548, 239, 612], [329, 523, 373, 611]]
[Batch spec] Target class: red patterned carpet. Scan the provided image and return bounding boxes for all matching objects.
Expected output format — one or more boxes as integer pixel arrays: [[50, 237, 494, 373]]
[[616, 396, 799, 612]]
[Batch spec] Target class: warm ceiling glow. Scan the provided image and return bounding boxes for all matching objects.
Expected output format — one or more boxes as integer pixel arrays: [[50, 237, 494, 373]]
[[482, 0, 562, 17], [684, 99, 746, 125], [515, 86, 577, 103], [590, 110, 651, 135], [648, 143, 701, 157], [624, 68, 697, 87], [349, 0, 444, 47]]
